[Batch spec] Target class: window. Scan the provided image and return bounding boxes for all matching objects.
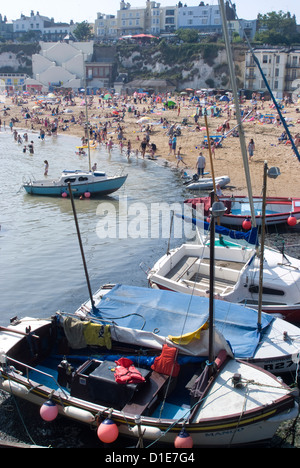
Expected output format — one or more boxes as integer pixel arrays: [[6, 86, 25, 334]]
[[64, 178, 76, 183], [248, 285, 284, 295], [263, 55, 268, 63]]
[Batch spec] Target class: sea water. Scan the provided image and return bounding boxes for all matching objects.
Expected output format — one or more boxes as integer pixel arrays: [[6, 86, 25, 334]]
[[0, 129, 191, 323]]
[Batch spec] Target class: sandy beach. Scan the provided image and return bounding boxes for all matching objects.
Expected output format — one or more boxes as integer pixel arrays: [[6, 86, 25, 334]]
[[1, 92, 300, 197]]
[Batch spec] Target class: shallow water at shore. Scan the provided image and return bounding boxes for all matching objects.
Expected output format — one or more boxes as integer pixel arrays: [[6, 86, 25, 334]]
[[0, 130, 196, 322]]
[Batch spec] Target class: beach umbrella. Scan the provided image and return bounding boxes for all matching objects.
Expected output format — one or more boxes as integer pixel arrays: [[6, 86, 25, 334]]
[[167, 100, 176, 108], [104, 93, 112, 100], [220, 95, 230, 102], [137, 116, 151, 123]]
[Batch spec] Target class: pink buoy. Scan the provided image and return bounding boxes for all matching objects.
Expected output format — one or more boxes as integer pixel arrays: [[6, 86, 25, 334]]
[[40, 399, 59, 421], [242, 218, 251, 230], [97, 418, 119, 443], [84, 192, 91, 198], [287, 216, 297, 226], [174, 428, 193, 448], [62, 192, 68, 198]]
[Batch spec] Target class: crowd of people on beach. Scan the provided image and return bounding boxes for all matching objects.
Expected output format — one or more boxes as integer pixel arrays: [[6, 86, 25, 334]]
[[1, 88, 300, 181]]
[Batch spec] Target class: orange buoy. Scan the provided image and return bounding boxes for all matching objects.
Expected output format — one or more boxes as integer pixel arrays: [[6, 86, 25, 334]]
[[97, 418, 119, 443], [174, 428, 193, 448], [242, 218, 251, 230]]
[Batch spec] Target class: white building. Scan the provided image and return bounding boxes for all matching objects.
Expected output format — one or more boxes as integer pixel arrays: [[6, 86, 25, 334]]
[[32, 41, 94, 90], [13, 10, 73, 41], [244, 48, 300, 98], [177, 3, 222, 33]]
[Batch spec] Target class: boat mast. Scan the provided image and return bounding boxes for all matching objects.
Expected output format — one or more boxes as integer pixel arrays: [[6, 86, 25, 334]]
[[229, 1, 300, 163], [84, 80, 91, 172], [218, 0, 257, 227], [67, 182, 96, 312]]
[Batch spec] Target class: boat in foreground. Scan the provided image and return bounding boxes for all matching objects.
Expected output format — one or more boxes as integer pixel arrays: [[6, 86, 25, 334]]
[[76, 284, 300, 376], [23, 169, 127, 197], [0, 314, 297, 448], [185, 196, 300, 227], [147, 239, 300, 323]]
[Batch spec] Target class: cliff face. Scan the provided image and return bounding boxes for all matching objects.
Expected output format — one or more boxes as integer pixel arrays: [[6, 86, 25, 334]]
[[0, 42, 246, 91], [115, 42, 246, 90]]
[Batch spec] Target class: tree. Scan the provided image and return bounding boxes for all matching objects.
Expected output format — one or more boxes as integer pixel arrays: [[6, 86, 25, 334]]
[[255, 11, 300, 45], [73, 21, 93, 41], [175, 28, 199, 43]]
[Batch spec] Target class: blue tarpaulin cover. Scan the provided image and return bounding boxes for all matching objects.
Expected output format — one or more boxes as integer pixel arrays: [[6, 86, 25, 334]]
[[91, 284, 273, 359]]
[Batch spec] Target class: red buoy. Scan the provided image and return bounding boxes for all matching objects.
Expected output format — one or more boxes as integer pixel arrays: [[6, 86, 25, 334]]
[[174, 428, 193, 448], [242, 218, 251, 230], [97, 418, 119, 443], [287, 216, 297, 226]]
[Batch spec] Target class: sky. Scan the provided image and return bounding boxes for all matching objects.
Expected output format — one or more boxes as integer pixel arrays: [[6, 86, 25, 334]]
[[1, 0, 299, 24]]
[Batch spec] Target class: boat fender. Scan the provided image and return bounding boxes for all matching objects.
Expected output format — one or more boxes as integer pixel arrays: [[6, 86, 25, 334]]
[[131, 425, 162, 440], [63, 406, 95, 423], [2, 379, 28, 396]]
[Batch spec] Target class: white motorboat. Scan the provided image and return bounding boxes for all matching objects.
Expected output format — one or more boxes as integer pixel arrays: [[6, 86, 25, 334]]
[[147, 237, 300, 324]]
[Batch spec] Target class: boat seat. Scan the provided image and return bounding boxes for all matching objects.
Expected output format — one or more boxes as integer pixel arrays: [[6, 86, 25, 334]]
[[122, 371, 169, 416]]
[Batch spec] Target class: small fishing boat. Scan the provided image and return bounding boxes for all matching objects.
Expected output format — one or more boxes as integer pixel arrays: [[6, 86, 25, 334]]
[[76, 284, 300, 376], [185, 196, 300, 227], [185, 175, 230, 191], [23, 169, 127, 197], [147, 236, 300, 323], [0, 311, 297, 448]]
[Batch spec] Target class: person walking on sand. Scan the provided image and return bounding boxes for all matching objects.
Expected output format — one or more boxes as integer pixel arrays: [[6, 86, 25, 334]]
[[248, 138, 255, 159], [176, 147, 187, 167], [172, 135, 177, 156], [196, 152, 206, 177]]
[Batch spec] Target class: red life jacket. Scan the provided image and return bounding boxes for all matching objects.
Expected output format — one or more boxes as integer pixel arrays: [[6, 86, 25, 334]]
[[151, 344, 180, 377], [114, 358, 145, 384]]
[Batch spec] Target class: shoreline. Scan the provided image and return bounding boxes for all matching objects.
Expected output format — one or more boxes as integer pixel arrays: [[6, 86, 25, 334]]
[[1, 93, 300, 197]]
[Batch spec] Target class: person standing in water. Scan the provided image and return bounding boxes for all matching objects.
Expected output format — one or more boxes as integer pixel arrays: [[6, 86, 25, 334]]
[[44, 160, 49, 176]]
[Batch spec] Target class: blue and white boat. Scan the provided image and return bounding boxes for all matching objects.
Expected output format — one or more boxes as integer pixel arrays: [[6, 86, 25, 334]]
[[23, 169, 127, 197], [76, 284, 300, 376]]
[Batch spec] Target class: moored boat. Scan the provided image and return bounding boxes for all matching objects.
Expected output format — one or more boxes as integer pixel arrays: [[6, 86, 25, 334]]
[[185, 196, 300, 227], [147, 238, 300, 324], [0, 314, 297, 448], [23, 169, 127, 197], [185, 175, 230, 191], [76, 284, 300, 376]]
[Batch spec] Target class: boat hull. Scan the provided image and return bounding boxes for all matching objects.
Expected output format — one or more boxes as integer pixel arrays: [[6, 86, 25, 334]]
[[23, 175, 127, 197], [185, 196, 300, 226], [0, 316, 297, 448]]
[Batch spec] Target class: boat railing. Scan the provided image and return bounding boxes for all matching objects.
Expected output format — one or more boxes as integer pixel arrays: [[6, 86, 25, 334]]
[[2, 355, 69, 398]]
